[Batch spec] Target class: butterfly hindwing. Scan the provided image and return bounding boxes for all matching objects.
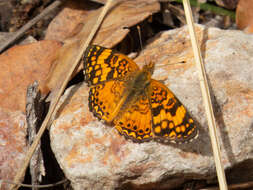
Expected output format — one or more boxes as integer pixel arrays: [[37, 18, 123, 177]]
[[113, 92, 154, 142], [148, 79, 198, 143]]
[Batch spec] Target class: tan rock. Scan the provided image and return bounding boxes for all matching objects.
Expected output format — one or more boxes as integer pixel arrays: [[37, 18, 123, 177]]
[[50, 25, 253, 189]]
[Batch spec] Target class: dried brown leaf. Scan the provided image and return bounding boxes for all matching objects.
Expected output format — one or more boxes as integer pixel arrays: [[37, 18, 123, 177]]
[[40, 40, 84, 96], [43, 0, 160, 94], [215, 0, 238, 10], [46, 0, 160, 47]]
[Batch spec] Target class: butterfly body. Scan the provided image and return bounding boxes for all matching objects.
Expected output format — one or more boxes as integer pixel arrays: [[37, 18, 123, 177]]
[[119, 63, 153, 111], [83, 45, 198, 143]]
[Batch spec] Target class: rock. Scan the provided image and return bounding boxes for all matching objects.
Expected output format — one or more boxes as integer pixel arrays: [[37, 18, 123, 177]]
[[50, 24, 253, 189], [0, 108, 27, 190], [0, 40, 62, 112], [0, 40, 62, 189]]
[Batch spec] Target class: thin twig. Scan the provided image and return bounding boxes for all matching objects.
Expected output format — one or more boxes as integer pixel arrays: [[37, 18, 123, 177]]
[[26, 82, 45, 190], [0, 0, 62, 53], [11, 0, 115, 189], [1, 178, 68, 188], [182, 1, 228, 190], [200, 181, 253, 190]]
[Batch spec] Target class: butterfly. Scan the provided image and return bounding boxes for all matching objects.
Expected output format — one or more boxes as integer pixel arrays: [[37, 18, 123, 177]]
[[83, 45, 198, 143]]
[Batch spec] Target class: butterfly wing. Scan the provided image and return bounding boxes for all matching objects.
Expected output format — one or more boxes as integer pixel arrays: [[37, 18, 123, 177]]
[[88, 80, 127, 122], [84, 45, 197, 143], [83, 45, 140, 86], [113, 93, 154, 142], [84, 45, 140, 122], [148, 79, 198, 143]]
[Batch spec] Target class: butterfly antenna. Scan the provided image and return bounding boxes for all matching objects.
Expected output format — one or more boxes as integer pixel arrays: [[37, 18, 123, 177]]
[[137, 25, 147, 66], [137, 25, 143, 51]]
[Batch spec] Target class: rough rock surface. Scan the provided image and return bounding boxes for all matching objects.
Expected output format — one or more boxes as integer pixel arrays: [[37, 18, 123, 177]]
[[0, 40, 62, 190], [0, 109, 27, 190], [50, 25, 253, 189]]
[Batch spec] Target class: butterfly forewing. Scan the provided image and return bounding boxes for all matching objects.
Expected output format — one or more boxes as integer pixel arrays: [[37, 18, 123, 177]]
[[83, 45, 140, 86]]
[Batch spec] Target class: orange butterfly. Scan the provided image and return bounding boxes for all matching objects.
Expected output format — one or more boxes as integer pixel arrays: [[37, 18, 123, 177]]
[[83, 45, 198, 143]]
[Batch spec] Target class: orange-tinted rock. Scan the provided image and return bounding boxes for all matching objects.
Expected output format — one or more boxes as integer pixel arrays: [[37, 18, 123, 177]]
[[236, 0, 253, 33], [0, 108, 27, 190], [0, 40, 62, 189], [0, 40, 62, 112]]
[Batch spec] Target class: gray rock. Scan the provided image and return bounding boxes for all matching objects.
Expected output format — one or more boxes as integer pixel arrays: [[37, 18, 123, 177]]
[[50, 25, 253, 189]]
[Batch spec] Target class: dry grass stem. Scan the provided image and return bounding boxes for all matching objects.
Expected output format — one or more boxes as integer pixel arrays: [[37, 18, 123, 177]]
[[182, 0, 228, 190], [11, 0, 115, 189]]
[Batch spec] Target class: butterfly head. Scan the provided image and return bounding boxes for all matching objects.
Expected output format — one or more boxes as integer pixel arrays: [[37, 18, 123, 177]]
[[131, 62, 154, 92], [143, 62, 155, 76]]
